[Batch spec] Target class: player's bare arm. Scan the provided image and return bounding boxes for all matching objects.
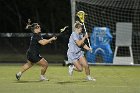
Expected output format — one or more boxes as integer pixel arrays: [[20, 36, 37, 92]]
[[38, 37, 57, 45], [75, 34, 88, 46]]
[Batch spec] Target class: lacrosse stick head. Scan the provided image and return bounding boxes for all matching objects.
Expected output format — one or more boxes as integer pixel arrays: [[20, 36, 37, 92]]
[[76, 11, 87, 23], [60, 26, 69, 33]]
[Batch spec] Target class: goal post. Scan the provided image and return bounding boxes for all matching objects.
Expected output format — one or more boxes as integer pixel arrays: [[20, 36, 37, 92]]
[[71, 0, 140, 65]]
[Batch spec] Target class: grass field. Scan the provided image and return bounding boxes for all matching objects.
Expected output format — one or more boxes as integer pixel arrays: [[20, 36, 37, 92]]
[[0, 64, 139, 93]]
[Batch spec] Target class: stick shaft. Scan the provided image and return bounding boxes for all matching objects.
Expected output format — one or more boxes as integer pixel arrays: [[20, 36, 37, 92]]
[[82, 23, 91, 48]]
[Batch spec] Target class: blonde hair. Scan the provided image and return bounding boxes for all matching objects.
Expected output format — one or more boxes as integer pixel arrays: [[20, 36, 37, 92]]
[[74, 21, 82, 29]]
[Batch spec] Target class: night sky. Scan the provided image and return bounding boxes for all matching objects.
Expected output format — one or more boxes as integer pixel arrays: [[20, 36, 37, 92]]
[[0, 0, 71, 33]]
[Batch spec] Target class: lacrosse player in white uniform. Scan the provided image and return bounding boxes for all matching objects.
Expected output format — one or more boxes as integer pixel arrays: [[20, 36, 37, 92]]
[[67, 21, 96, 81]]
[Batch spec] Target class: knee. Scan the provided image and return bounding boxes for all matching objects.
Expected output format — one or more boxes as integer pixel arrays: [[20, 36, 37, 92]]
[[41, 65, 47, 70], [43, 63, 48, 68], [41, 62, 48, 69], [40, 59, 48, 68], [78, 68, 83, 72]]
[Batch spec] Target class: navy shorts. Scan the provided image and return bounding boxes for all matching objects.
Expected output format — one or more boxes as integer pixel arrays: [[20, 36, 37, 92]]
[[27, 52, 42, 63]]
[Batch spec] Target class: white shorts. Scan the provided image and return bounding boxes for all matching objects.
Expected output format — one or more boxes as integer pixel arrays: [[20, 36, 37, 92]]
[[67, 51, 84, 63]]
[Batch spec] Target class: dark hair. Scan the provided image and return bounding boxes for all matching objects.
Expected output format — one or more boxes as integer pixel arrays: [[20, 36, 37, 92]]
[[26, 23, 39, 32]]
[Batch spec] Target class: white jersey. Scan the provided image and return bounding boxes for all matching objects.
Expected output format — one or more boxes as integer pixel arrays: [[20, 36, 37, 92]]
[[67, 31, 83, 53], [67, 31, 84, 62]]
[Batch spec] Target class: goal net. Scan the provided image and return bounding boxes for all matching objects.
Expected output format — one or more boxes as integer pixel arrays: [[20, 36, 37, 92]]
[[71, 0, 140, 64]]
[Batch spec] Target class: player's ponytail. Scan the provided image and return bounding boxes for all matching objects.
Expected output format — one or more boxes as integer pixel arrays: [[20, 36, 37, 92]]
[[25, 19, 39, 32], [26, 23, 39, 32]]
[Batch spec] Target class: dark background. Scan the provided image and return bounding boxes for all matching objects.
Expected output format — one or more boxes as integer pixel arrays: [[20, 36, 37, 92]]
[[0, 0, 71, 63], [0, 0, 71, 33], [0, 0, 140, 64]]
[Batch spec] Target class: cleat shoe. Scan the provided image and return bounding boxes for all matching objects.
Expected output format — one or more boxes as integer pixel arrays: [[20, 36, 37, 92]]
[[40, 78, 49, 81], [86, 76, 96, 81], [16, 73, 21, 80], [68, 65, 74, 76], [40, 75, 49, 81]]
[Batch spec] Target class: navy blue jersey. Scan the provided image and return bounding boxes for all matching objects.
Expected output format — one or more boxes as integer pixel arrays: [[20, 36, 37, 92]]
[[27, 32, 43, 54]]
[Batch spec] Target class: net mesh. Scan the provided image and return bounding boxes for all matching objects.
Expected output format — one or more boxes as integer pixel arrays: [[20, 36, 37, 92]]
[[72, 0, 140, 64]]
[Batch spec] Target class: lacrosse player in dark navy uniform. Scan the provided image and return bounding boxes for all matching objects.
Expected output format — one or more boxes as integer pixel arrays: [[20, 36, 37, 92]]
[[16, 23, 57, 81]]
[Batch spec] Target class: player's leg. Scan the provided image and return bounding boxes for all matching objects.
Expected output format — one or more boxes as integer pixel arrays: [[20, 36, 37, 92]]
[[73, 61, 83, 72], [37, 58, 49, 81], [68, 60, 83, 76], [79, 56, 90, 75], [16, 60, 34, 80], [67, 51, 83, 75], [79, 56, 96, 81]]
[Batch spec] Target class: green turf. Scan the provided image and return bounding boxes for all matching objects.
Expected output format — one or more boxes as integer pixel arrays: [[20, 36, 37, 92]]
[[0, 65, 139, 93]]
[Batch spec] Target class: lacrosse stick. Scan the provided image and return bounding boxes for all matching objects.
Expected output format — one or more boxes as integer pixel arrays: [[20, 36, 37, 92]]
[[54, 26, 69, 37], [60, 26, 69, 33], [76, 11, 91, 49]]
